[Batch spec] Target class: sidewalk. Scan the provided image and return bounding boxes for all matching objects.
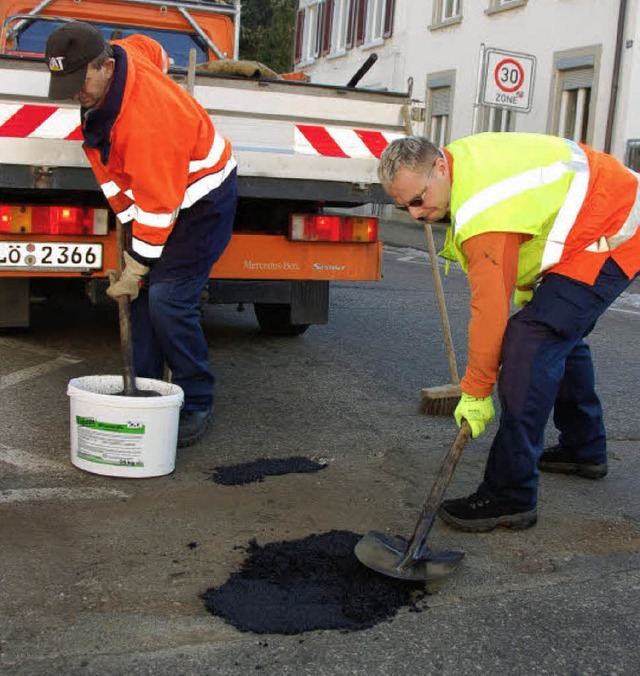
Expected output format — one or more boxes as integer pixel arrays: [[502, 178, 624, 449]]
[[378, 215, 448, 251]]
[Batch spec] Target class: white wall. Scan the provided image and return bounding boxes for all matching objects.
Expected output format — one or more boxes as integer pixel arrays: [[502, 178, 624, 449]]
[[299, 0, 640, 162], [614, 0, 640, 160]]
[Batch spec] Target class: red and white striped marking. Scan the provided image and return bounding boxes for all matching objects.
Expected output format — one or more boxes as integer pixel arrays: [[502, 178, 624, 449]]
[[0, 104, 401, 159], [295, 124, 402, 159], [0, 103, 82, 140]]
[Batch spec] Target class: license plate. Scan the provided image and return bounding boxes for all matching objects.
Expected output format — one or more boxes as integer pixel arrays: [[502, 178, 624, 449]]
[[0, 241, 103, 271]]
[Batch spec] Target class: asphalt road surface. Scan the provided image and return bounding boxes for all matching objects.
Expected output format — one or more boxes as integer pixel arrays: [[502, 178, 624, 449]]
[[1, 236, 639, 675]]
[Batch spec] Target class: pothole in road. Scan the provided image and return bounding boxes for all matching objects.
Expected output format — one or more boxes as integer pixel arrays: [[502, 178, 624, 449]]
[[208, 456, 328, 485], [200, 530, 428, 634]]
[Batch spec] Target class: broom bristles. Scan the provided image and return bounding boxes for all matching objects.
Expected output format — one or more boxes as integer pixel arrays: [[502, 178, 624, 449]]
[[420, 384, 461, 416]]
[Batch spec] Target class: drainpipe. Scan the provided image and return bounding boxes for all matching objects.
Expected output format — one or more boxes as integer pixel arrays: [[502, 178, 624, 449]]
[[604, 0, 628, 153]]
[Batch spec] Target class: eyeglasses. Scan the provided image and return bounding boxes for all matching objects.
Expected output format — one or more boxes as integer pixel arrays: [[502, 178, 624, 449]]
[[395, 161, 436, 212]]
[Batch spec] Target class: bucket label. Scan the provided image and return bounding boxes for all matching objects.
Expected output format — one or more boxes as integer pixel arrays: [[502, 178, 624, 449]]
[[76, 416, 146, 467]]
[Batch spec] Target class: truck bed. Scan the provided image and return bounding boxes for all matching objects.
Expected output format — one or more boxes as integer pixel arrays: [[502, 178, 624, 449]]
[[0, 55, 409, 204]]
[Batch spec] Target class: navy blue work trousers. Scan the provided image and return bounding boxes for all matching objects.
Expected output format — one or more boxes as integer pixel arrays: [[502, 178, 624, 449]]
[[479, 257, 637, 510], [130, 172, 237, 412]]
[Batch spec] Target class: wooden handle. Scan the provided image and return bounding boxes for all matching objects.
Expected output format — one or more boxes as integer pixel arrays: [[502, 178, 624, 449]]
[[186, 48, 197, 95], [116, 219, 137, 396], [398, 422, 472, 569], [424, 223, 459, 384]]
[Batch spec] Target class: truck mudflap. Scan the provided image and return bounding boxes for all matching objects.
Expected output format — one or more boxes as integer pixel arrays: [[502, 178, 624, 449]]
[[211, 234, 382, 282]]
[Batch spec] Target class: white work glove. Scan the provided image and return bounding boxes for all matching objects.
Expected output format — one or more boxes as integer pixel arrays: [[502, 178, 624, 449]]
[[106, 252, 149, 301]]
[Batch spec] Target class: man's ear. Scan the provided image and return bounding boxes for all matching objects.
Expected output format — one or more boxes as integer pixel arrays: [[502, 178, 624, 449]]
[[103, 58, 116, 78], [433, 155, 447, 178]]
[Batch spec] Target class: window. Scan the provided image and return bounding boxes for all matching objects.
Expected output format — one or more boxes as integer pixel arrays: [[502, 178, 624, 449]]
[[365, 0, 385, 43], [479, 106, 515, 132], [486, 0, 528, 13], [434, 0, 462, 24], [428, 88, 450, 145], [7, 18, 208, 66], [303, 2, 321, 62], [294, 1, 324, 64], [557, 69, 592, 142], [347, 0, 395, 48], [425, 72, 455, 145], [550, 49, 599, 144], [624, 140, 640, 172], [330, 0, 350, 53], [294, 0, 394, 60]]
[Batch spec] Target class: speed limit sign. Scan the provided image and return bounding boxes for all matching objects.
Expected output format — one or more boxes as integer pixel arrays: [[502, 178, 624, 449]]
[[481, 48, 536, 112]]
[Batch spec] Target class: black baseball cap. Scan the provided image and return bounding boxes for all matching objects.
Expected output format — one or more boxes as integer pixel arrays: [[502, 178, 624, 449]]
[[45, 21, 106, 99]]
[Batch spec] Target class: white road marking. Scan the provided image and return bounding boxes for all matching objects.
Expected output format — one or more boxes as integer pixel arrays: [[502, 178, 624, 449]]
[[384, 246, 429, 264], [610, 307, 640, 316], [383, 245, 464, 275], [0, 355, 82, 390], [0, 487, 129, 504], [610, 292, 640, 316], [0, 445, 130, 504], [0, 443, 66, 473], [0, 336, 77, 359]]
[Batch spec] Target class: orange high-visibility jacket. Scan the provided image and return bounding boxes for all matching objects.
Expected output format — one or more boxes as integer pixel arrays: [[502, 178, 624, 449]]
[[82, 35, 235, 261], [440, 139, 640, 398]]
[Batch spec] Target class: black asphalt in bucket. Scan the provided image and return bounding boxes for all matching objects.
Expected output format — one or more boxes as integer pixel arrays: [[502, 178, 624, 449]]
[[200, 530, 428, 634], [209, 456, 328, 485]]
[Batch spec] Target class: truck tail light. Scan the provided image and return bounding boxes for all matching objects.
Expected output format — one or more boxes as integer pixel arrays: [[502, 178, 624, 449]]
[[0, 205, 109, 235], [289, 214, 378, 242]]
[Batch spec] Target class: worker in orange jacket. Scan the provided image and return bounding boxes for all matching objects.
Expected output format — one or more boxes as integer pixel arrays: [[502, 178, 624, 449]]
[[379, 133, 639, 532], [46, 21, 237, 447]]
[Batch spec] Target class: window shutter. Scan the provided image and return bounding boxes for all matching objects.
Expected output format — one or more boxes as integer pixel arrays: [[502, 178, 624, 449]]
[[383, 0, 395, 38], [356, 0, 367, 46], [430, 87, 450, 116], [346, 0, 356, 48], [293, 8, 305, 64], [322, 0, 335, 55], [562, 67, 593, 90]]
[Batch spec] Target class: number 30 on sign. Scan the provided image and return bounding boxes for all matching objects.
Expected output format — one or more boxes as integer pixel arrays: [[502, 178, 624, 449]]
[[481, 48, 536, 113]]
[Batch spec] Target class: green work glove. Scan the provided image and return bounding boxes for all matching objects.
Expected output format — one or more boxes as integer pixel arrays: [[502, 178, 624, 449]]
[[513, 288, 534, 308], [454, 392, 495, 439], [106, 252, 149, 301]]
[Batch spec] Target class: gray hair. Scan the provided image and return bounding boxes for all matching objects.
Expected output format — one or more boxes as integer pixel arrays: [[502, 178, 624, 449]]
[[89, 43, 115, 69], [378, 136, 441, 187]]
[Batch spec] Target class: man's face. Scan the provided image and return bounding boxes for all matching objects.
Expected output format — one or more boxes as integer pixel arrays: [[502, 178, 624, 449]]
[[72, 59, 114, 108], [385, 158, 451, 223]]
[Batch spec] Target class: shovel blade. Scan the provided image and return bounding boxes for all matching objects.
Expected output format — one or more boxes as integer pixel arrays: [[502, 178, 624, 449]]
[[354, 531, 464, 581]]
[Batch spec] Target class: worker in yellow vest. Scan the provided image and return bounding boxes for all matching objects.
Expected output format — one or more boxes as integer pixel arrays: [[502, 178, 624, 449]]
[[378, 133, 640, 532]]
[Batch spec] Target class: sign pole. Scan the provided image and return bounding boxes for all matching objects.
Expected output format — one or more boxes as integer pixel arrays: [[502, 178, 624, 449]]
[[471, 43, 486, 135]]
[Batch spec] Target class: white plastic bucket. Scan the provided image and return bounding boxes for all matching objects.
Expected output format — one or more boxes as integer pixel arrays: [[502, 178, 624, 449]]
[[67, 375, 184, 478]]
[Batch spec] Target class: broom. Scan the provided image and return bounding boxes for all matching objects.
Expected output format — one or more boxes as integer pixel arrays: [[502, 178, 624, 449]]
[[420, 222, 461, 416]]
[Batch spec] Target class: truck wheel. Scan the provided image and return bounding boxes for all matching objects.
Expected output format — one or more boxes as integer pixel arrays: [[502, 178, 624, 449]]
[[253, 303, 310, 336]]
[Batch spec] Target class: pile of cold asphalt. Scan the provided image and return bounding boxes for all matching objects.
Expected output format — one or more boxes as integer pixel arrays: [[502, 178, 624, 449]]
[[201, 457, 428, 634]]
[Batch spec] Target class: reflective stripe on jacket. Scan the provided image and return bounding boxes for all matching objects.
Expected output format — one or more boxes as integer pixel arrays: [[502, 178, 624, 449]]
[[442, 133, 640, 286], [83, 36, 235, 261]]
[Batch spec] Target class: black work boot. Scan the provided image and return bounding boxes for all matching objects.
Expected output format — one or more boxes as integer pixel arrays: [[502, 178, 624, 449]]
[[438, 491, 537, 533], [177, 409, 212, 448], [538, 444, 607, 479]]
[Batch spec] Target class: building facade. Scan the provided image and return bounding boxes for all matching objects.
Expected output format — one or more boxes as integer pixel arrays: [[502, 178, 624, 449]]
[[293, 0, 640, 168]]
